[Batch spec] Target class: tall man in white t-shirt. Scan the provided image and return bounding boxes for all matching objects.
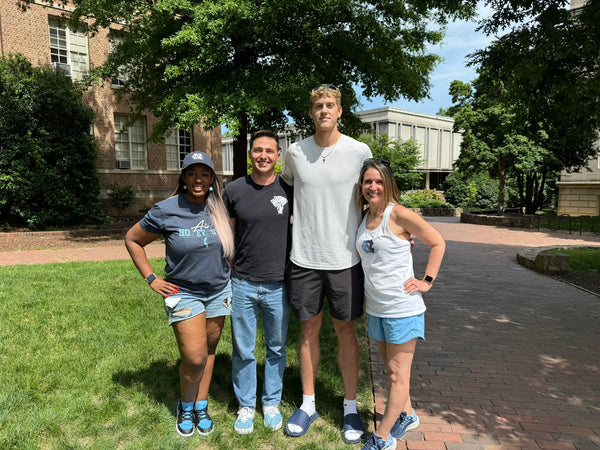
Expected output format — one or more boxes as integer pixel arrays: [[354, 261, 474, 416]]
[[281, 84, 372, 444]]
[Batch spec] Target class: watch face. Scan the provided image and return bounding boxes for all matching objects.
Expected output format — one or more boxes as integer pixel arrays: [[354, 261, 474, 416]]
[[424, 275, 434, 283], [146, 274, 156, 283]]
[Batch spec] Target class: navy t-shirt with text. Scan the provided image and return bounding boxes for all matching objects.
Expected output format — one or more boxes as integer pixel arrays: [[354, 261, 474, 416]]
[[140, 194, 230, 294]]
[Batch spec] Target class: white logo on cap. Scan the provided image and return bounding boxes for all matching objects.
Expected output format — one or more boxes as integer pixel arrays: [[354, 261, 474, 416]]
[[192, 153, 204, 160]]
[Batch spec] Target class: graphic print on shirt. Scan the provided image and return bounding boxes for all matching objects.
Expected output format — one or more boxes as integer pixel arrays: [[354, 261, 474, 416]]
[[178, 219, 216, 247], [270, 195, 288, 214], [362, 239, 375, 253]]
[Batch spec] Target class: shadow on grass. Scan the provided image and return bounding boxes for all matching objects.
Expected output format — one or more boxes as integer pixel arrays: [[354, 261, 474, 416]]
[[111, 353, 236, 417]]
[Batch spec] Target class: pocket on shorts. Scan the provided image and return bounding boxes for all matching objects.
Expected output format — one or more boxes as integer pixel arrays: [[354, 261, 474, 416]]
[[164, 295, 181, 310]]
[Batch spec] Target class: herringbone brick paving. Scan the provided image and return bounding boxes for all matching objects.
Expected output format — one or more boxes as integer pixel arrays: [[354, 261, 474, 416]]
[[1, 217, 599, 449]]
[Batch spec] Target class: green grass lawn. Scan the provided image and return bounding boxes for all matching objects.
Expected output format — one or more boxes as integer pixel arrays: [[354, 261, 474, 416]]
[[555, 247, 600, 272], [0, 259, 373, 449]]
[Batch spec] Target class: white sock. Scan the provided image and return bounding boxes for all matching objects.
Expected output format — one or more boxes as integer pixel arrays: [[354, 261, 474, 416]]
[[343, 398, 357, 416], [286, 394, 315, 434], [300, 394, 316, 416]]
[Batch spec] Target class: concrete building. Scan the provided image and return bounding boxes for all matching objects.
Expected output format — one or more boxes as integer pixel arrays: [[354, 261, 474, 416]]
[[222, 107, 462, 190], [0, 1, 223, 216], [557, 149, 600, 217], [357, 107, 462, 190]]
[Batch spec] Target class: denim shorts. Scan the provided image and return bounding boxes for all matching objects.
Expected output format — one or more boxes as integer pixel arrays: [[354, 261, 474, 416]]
[[163, 280, 232, 326], [367, 313, 425, 344]]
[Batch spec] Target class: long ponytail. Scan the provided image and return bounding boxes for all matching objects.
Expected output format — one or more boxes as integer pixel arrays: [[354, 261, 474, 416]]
[[205, 178, 235, 259]]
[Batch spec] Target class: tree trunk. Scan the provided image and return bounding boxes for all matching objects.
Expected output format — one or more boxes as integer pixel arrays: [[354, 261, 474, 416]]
[[497, 159, 506, 215], [232, 114, 249, 180]]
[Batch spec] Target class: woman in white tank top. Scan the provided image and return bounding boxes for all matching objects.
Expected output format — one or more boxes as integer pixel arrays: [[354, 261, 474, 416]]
[[355, 158, 445, 450]]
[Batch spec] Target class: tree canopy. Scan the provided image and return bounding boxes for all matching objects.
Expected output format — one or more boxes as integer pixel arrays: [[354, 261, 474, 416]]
[[22, 0, 477, 178], [358, 132, 423, 192], [446, 0, 600, 214], [0, 54, 103, 229]]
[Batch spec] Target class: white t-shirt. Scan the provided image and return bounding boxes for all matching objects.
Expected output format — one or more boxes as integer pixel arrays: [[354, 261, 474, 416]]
[[282, 134, 372, 270]]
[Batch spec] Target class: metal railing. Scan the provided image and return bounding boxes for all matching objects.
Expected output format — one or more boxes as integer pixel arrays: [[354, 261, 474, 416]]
[[535, 214, 600, 235]]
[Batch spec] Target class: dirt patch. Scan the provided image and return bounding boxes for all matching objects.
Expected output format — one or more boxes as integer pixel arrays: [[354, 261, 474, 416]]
[[0, 228, 128, 252], [550, 270, 600, 296]]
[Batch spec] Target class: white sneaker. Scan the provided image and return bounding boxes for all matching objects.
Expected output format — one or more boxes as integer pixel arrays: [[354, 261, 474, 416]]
[[234, 406, 255, 434], [263, 405, 283, 431]]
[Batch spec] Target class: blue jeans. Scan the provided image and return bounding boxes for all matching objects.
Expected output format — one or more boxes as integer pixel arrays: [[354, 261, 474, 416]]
[[231, 278, 290, 408]]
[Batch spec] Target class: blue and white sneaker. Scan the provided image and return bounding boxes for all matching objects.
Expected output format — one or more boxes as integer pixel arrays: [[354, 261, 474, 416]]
[[361, 431, 396, 450], [176, 399, 195, 438], [234, 406, 255, 434], [390, 409, 419, 439], [263, 405, 283, 431]]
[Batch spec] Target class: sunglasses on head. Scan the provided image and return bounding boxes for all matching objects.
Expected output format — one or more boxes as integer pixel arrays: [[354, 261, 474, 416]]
[[363, 158, 391, 167], [312, 83, 339, 92]]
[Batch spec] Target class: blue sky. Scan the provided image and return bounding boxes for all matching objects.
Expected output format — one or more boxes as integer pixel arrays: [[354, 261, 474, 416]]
[[357, 7, 494, 116]]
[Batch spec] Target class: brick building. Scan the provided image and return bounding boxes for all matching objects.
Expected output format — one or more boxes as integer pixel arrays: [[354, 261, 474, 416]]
[[0, 1, 223, 216]]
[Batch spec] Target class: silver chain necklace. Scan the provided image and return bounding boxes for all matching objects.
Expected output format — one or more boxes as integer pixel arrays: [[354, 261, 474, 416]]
[[316, 140, 339, 163]]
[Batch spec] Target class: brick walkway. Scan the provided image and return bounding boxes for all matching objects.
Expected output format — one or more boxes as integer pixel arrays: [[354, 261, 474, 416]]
[[1, 218, 600, 449], [370, 217, 600, 449]]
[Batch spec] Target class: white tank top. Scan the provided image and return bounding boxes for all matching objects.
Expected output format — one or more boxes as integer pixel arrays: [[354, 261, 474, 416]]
[[356, 203, 426, 318]]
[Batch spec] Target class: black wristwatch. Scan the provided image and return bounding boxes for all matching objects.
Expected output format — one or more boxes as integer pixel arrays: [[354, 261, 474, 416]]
[[145, 273, 157, 284], [423, 275, 434, 284]]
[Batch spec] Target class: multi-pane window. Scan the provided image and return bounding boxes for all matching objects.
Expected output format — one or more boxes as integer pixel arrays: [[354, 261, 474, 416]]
[[109, 34, 128, 87], [48, 17, 89, 81], [166, 129, 193, 169], [221, 140, 234, 174], [114, 115, 147, 169]]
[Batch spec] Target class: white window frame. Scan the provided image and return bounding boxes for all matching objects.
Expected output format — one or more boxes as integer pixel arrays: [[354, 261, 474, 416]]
[[48, 17, 89, 81], [109, 34, 128, 87], [166, 128, 193, 170], [114, 115, 147, 170]]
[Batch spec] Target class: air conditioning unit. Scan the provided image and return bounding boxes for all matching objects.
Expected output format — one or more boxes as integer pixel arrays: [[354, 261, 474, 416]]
[[51, 62, 72, 77], [116, 160, 131, 169]]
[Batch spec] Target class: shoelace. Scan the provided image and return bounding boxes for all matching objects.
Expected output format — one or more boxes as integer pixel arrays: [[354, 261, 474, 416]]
[[178, 409, 194, 423], [238, 407, 254, 421], [263, 406, 279, 417], [364, 433, 378, 450]]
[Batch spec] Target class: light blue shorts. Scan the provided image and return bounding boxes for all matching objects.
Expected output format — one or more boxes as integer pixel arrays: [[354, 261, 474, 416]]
[[163, 280, 232, 326], [367, 313, 425, 344]]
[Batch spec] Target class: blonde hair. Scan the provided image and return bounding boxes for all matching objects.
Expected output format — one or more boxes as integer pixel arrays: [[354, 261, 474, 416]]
[[173, 168, 235, 259], [356, 159, 402, 211], [310, 85, 341, 107]]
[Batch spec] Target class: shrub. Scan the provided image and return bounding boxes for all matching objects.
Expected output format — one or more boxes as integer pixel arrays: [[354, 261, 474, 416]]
[[359, 133, 423, 192], [442, 171, 500, 210], [401, 189, 452, 209], [0, 54, 104, 229], [108, 184, 137, 213]]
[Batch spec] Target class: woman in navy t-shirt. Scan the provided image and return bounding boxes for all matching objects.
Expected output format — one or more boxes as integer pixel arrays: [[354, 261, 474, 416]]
[[125, 151, 234, 438]]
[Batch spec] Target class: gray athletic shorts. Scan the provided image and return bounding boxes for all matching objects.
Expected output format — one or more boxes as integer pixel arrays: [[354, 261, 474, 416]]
[[286, 262, 364, 321]]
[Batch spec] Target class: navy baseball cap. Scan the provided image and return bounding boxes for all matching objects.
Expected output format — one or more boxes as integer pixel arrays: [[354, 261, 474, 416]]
[[181, 151, 215, 172]]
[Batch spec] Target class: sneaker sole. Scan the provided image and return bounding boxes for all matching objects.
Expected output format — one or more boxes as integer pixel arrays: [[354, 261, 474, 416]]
[[176, 426, 194, 438], [196, 426, 214, 436], [405, 417, 420, 432], [234, 425, 254, 434]]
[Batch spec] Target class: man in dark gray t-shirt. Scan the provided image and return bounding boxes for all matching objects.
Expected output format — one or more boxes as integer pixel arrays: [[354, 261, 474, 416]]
[[223, 130, 292, 435]]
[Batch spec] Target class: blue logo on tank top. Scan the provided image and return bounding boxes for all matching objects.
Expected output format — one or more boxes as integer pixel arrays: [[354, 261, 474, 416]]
[[362, 239, 374, 253]]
